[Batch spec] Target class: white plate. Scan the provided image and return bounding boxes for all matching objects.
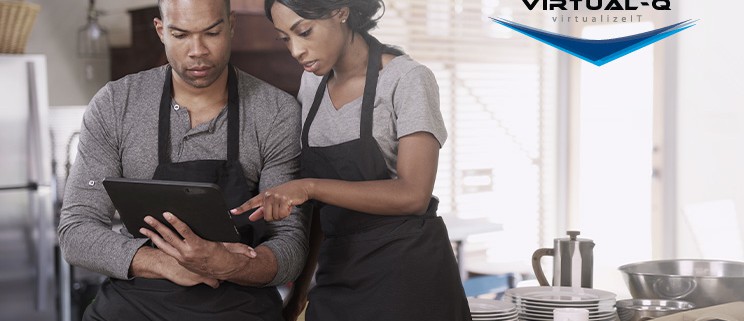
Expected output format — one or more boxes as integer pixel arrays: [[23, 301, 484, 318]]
[[506, 296, 603, 308], [505, 297, 616, 313], [471, 316, 518, 320], [519, 302, 610, 312], [471, 311, 518, 318], [521, 308, 616, 318], [467, 298, 517, 313], [505, 286, 616, 303], [519, 313, 617, 321], [471, 311, 518, 317], [520, 309, 617, 319], [472, 317, 518, 321], [516, 302, 615, 313]]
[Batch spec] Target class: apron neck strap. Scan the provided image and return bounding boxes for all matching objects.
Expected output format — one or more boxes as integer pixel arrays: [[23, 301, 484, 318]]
[[226, 65, 240, 162], [302, 35, 384, 147], [359, 34, 383, 140], [158, 65, 241, 164], [158, 67, 174, 164]]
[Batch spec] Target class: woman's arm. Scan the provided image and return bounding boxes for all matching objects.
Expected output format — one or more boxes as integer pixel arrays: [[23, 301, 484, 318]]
[[309, 131, 439, 215], [233, 131, 440, 220]]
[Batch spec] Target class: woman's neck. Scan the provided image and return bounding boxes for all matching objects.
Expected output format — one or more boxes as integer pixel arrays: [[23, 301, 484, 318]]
[[332, 33, 371, 83]]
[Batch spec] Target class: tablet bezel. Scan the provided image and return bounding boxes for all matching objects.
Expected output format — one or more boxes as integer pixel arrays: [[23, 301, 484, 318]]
[[102, 177, 241, 243]]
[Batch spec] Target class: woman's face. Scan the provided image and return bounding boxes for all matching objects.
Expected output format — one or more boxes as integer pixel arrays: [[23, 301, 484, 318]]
[[270, 3, 349, 76]]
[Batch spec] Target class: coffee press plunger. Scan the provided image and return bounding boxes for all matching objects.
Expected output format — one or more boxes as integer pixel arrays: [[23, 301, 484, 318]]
[[532, 230, 595, 288]]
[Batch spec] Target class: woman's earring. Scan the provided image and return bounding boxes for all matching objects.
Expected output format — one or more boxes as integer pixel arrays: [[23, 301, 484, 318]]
[[341, 19, 347, 23]]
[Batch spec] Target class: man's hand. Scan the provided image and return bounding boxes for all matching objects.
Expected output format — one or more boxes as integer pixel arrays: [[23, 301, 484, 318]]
[[140, 212, 257, 280], [130, 246, 220, 288]]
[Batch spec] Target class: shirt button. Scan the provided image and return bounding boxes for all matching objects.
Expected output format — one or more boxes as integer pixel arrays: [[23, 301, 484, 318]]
[[88, 180, 95, 186], [174, 104, 180, 111]]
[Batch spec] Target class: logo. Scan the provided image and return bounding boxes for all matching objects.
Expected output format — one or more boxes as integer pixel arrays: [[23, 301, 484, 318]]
[[520, 0, 671, 11], [491, 18, 696, 66], [491, 0, 695, 66]]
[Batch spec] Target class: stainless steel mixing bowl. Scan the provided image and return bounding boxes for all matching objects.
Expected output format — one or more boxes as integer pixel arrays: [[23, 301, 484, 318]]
[[619, 259, 744, 308], [616, 299, 695, 321]]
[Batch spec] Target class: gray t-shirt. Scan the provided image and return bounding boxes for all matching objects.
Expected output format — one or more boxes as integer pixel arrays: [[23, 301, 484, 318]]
[[297, 55, 448, 177], [58, 65, 308, 286]]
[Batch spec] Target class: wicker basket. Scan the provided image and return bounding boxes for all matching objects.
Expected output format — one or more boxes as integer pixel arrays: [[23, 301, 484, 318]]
[[0, 1, 41, 54]]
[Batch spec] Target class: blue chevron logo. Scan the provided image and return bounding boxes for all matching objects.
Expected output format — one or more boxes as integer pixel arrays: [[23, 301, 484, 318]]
[[490, 18, 697, 66]]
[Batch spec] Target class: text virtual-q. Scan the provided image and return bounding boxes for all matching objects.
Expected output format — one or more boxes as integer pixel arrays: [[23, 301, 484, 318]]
[[521, 0, 671, 11]]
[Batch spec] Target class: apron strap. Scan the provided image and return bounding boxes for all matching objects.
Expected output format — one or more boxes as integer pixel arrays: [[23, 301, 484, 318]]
[[359, 34, 383, 140], [302, 73, 330, 148], [157, 65, 241, 164], [158, 66, 174, 165], [226, 65, 240, 162]]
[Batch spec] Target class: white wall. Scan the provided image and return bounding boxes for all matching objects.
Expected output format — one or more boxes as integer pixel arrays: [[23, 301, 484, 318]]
[[24, 0, 153, 106], [676, 1, 744, 259]]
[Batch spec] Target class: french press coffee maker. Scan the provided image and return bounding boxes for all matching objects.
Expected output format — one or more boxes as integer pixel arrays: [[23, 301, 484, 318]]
[[531, 231, 595, 288]]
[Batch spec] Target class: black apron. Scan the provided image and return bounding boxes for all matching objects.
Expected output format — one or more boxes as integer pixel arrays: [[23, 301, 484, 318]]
[[302, 35, 472, 321], [83, 66, 282, 321]]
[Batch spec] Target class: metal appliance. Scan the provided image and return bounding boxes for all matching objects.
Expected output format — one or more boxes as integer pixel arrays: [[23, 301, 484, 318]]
[[532, 230, 595, 288], [0, 54, 56, 320]]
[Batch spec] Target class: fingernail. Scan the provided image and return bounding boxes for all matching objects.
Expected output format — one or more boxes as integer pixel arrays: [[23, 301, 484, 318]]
[[164, 212, 173, 220], [249, 250, 257, 258], [144, 216, 153, 224], [139, 228, 148, 235]]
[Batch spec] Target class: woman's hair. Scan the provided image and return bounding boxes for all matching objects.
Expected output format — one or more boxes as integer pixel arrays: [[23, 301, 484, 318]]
[[264, 0, 404, 55], [264, 0, 384, 35]]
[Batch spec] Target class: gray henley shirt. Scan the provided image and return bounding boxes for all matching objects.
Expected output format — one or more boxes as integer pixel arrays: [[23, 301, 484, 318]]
[[58, 65, 308, 286]]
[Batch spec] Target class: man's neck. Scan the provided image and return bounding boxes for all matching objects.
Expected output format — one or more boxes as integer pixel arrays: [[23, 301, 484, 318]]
[[171, 67, 230, 128], [171, 67, 229, 115]]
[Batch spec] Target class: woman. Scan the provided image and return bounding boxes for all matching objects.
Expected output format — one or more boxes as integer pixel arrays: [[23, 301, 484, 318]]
[[232, 1, 472, 320]]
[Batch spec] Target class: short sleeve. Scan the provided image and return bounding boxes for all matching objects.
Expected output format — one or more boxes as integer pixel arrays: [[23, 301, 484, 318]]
[[392, 65, 448, 147]]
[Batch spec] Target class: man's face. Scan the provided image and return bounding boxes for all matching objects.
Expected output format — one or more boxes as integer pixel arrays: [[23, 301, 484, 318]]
[[154, 0, 234, 89]]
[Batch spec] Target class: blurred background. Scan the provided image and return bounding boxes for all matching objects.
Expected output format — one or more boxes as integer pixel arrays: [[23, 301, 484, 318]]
[[2, 0, 743, 320]]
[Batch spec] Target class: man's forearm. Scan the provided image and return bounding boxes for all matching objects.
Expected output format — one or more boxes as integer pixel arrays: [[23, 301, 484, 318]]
[[225, 245, 278, 287], [130, 245, 221, 288], [130, 246, 164, 279]]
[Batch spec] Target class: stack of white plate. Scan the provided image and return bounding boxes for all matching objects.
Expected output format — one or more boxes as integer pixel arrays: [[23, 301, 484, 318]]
[[503, 286, 617, 321], [468, 298, 519, 321]]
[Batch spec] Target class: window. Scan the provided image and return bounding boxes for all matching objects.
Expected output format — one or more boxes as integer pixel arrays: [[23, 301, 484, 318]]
[[372, 0, 559, 274], [575, 22, 655, 296]]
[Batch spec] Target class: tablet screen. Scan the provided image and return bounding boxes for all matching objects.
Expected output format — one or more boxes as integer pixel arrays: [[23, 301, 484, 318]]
[[102, 177, 241, 243]]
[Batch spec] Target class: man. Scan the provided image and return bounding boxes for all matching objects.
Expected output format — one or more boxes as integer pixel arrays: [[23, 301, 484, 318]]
[[57, 0, 307, 319]]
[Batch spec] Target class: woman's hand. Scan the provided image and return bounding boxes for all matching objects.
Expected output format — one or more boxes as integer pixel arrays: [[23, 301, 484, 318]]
[[230, 179, 312, 222]]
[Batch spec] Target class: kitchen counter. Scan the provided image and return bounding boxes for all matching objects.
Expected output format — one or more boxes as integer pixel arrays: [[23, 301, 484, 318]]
[[442, 216, 503, 280]]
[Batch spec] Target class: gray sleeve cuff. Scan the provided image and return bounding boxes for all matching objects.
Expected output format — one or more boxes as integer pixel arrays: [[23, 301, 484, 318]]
[[260, 206, 309, 286], [117, 237, 151, 280]]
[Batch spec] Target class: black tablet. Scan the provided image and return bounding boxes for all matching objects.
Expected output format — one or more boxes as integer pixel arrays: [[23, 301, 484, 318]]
[[102, 177, 241, 243]]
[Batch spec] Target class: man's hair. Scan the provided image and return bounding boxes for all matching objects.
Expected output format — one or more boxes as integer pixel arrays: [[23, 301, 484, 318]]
[[158, 0, 231, 19]]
